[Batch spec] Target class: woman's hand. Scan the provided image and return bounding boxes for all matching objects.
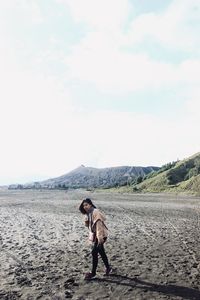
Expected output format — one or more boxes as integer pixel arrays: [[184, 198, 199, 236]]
[[85, 220, 89, 227], [97, 237, 105, 245]]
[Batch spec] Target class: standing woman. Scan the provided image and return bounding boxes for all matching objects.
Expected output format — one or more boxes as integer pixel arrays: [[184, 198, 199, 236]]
[[79, 198, 112, 280]]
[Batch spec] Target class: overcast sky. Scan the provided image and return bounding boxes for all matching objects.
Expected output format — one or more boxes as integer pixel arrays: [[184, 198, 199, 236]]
[[0, 0, 200, 185]]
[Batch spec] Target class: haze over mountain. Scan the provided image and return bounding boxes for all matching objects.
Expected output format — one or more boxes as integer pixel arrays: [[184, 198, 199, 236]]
[[8, 152, 200, 196], [9, 165, 158, 190]]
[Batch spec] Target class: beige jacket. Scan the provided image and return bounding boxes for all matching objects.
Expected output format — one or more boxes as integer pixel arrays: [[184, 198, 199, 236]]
[[86, 209, 108, 243]]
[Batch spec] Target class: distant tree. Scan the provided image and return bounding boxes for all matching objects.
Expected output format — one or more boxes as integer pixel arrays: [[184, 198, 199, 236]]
[[158, 161, 177, 173], [194, 158, 200, 173], [136, 176, 143, 184], [167, 159, 195, 184], [187, 168, 198, 179]]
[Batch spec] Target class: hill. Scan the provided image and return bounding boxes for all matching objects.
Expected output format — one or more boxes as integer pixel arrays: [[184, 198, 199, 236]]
[[131, 152, 200, 195], [8, 165, 159, 190]]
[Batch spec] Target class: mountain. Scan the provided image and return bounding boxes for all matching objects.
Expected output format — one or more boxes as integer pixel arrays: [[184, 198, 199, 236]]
[[132, 152, 200, 195], [9, 165, 159, 190]]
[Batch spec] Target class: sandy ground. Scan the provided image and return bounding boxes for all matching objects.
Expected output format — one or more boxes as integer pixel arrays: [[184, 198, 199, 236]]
[[0, 189, 200, 300]]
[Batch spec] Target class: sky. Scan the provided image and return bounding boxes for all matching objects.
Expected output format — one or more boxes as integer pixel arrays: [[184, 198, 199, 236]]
[[0, 0, 200, 185]]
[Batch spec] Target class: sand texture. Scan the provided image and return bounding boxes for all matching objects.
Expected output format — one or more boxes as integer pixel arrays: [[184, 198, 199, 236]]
[[0, 189, 200, 299]]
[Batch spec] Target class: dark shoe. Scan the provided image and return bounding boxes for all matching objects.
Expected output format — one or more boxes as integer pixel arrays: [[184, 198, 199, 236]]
[[84, 272, 96, 280], [104, 267, 112, 276]]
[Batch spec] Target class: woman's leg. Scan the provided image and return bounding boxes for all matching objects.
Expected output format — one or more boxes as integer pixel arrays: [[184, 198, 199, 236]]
[[97, 243, 110, 269], [91, 241, 99, 275]]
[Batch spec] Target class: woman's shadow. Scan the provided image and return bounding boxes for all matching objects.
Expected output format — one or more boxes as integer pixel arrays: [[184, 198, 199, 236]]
[[97, 274, 200, 300]]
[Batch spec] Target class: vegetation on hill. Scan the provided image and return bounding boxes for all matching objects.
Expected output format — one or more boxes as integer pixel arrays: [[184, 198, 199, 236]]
[[130, 152, 200, 195]]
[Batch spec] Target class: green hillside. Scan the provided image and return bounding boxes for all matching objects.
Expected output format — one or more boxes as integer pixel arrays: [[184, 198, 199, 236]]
[[176, 174, 200, 194], [132, 152, 200, 195]]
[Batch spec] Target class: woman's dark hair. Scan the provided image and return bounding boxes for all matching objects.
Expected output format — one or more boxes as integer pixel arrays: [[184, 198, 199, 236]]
[[79, 198, 96, 214]]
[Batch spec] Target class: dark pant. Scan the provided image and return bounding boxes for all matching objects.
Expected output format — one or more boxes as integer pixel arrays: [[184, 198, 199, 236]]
[[91, 239, 110, 275]]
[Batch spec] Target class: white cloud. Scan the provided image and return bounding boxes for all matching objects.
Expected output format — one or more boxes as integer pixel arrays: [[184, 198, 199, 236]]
[[59, 0, 130, 30], [179, 59, 200, 84], [0, 54, 199, 184], [0, 39, 183, 177], [65, 31, 179, 93], [0, 40, 77, 182], [0, 1, 44, 27], [63, 0, 200, 94], [126, 0, 200, 52], [17, 0, 44, 24], [183, 87, 200, 119]]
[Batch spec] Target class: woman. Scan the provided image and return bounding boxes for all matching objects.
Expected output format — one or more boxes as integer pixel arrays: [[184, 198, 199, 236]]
[[79, 198, 112, 280]]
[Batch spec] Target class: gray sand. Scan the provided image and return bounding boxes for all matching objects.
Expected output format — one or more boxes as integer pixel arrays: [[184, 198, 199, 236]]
[[0, 189, 200, 299]]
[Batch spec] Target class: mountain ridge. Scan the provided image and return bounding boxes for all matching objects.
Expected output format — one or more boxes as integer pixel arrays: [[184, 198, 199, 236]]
[[8, 165, 159, 189], [8, 152, 200, 195]]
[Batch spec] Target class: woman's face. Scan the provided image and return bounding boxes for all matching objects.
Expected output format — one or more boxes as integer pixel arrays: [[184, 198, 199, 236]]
[[83, 202, 92, 212]]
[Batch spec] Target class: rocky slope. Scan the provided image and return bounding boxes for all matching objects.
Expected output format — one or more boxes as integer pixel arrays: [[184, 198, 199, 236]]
[[9, 165, 159, 189]]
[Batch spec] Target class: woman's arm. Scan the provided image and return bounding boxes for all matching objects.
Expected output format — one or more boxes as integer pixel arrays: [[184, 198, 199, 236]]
[[95, 220, 106, 244], [84, 215, 89, 228]]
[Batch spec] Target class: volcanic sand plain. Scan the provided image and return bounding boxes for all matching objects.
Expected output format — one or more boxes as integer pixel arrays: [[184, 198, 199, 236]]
[[0, 189, 200, 299]]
